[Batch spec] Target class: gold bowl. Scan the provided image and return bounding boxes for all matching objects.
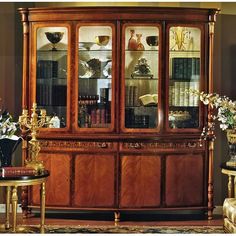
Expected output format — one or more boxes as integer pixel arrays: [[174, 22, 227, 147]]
[[95, 35, 110, 47]]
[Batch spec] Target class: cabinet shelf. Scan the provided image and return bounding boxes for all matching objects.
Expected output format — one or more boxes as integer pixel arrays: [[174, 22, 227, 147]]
[[170, 50, 200, 53], [125, 49, 159, 52], [79, 49, 112, 52], [170, 78, 199, 82], [169, 106, 198, 108], [37, 49, 68, 53], [125, 77, 158, 80], [126, 105, 157, 108], [38, 105, 67, 107], [78, 77, 112, 80]]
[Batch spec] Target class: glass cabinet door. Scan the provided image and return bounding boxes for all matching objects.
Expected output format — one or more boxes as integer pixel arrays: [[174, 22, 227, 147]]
[[123, 25, 160, 131], [168, 26, 201, 129], [77, 25, 113, 129], [36, 26, 68, 129]]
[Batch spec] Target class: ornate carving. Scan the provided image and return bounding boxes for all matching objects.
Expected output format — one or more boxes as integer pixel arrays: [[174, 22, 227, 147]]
[[122, 140, 204, 150], [23, 22, 29, 34], [209, 22, 215, 35], [39, 140, 115, 150]]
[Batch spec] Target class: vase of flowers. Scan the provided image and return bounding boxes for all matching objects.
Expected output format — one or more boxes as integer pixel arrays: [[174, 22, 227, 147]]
[[0, 106, 21, 167], [189, 89, 236, 166]]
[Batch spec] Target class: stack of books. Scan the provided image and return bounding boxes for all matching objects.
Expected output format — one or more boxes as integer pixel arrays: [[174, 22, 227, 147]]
[[172, 57, 200, 80], [37, 60, 58, 79], [125, 86, 139, 107]]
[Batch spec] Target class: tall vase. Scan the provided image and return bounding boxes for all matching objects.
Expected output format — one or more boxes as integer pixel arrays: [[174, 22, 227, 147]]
[[226, 130, 236, 166], [0, 137, 22, 167]]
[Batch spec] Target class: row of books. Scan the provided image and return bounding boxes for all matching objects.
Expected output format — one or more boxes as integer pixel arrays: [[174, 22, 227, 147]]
[[79, 108, 111, 128], [125, 86, 139, 107], [125, 109, 149, 128], [171, 57, 200, 80], [36, 84, 67, 106], [1, 167, 37, 177], [169, 81, 199, 107], [37, 60, 58, 79], [78, 95, 99, 106]]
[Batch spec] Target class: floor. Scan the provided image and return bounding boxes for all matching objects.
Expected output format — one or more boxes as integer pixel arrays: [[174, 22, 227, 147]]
[[0, 211, 223, 227]]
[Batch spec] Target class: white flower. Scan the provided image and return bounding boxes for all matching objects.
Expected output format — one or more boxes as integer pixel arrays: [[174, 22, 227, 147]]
[[188, 89, 236, 131], [0, 110, 19, 139], [220, 123, 228, 130]]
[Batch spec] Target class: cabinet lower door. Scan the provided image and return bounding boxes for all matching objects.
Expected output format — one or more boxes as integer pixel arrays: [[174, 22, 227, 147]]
[[73, 154, 115, 207], [31, 153, 71, 206], [120, 155, 161, 208], [165, 154, 204, 207]]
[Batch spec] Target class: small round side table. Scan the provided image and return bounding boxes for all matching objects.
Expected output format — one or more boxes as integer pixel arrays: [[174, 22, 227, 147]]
[[0, 170, 50, 233], [221, 162, 236, 198]]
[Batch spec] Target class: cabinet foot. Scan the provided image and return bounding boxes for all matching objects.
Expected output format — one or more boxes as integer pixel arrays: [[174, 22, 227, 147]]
[[114, 212, 120, 222]]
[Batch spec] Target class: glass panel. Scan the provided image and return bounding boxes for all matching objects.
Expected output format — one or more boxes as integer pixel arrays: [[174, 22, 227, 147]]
[[78, 26, 112, 128], [36, 27, 68, 128], [125, 26, 159, 129], [168, 26, 201, 129]]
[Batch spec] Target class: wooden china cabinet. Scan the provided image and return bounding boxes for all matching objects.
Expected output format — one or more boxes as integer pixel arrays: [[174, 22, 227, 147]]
[[19, 6, 219, 220]]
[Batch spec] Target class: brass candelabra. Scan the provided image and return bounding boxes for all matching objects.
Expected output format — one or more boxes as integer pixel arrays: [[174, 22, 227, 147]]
[[19, 103, 47, 172]]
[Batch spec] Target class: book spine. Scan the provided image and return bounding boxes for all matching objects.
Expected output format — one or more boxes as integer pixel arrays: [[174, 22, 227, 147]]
[[189, 82, 195, 106], [96, 109, 101, 124], [174, 82, 180, 106], [184, 82, 189, 107], [91, 109, 96, 125], [179, 82, 185, 106], [133, 86, 138, 106], [2, 168, 36, 177], [193, 82, 199, 106], [169, 85, 173, 106], [100, 108, 106, 124], [129, 86, 134, 107], [125, 86, 130, 107]]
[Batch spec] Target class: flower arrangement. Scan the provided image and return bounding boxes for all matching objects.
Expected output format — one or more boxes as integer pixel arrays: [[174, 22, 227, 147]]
[[189, 89, 236, 132], [0, 98, 20, 140]]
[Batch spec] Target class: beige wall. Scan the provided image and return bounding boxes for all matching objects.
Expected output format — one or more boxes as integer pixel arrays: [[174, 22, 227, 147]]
[[1, 1, 236, 208]]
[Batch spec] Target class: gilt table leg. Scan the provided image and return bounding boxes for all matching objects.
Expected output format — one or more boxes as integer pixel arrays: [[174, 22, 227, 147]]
[[5, 186, 11, 229], [11, 186, 18, 232], [228, 175, 233, 198], [40, 182, 46, 233], [21, 186, 30, 218]]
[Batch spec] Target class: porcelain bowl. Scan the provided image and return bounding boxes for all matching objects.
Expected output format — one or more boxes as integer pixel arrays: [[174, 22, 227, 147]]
[[79, 42, 95, 50]]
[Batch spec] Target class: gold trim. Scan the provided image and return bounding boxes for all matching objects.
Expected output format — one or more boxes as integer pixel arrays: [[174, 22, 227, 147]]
[[209, 22, 215, 34], [0, 175, 48, 233], [222, 168, 236, 176], [0, 177, 47, 187]]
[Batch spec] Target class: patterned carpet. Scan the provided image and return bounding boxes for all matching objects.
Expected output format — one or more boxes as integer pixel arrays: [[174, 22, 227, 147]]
[[42, 225, 224, 234]]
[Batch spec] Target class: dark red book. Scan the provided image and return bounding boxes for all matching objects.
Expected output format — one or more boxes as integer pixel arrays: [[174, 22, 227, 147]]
[[1, 167, 37, 177]]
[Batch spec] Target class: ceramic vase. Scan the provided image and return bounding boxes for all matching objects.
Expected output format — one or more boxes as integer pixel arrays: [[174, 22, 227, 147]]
[[0, 138, 22, 167], [226, 130, 236, 166]]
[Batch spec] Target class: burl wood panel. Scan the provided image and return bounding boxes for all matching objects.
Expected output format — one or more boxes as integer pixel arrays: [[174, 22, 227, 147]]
[[73, 154, 115, 207], [165, 154, 204, 207], [120, 155, 161, 208], [31, 153, 71, 206]]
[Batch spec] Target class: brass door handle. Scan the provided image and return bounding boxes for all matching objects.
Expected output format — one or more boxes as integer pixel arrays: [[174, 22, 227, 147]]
[[129, 143, 142, 149], [98, 142, 108, 148]]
